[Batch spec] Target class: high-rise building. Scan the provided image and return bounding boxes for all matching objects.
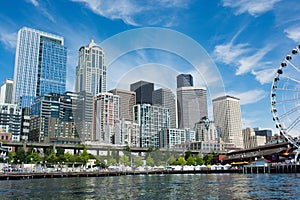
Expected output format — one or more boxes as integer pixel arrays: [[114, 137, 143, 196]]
[[152, 88, 176, 128], [93, 93, 119, 143], [159, 128, 195, 149], [73, 91, 94, 142], [130, 81, 154, 105], [0, 104, 22, 142], [109, 88, 136, 121], [0, 79, 13, 104], [133, 104, 170, 148], [213, 95, 244, 149], [20, 107, 31, 142], [177, 86, 208, 130], [194, 117, 219, 142], [115, 119, 140, 147], [30, 92, 79, 144], [177, 74, 193, 88], [75, 40, 106, 96], [13, 27, 67, 108], [255, 129, 272, 144]]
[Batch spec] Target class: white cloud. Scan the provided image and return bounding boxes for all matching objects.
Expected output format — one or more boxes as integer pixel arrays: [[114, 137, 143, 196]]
[[221, 0, 281, 17], [251, 68, 277, 84], [229, 89, 267, 105], [214, 41, 272, 76], [26, 0, 39, 7], [0, 31, 17, 50], [25, 0, 55, 23], [284, 26, 300, 42], [71, 0, 191, 26]]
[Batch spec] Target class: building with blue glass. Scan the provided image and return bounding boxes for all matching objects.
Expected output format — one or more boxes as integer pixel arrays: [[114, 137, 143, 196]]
[[13, 27, 67, 108]]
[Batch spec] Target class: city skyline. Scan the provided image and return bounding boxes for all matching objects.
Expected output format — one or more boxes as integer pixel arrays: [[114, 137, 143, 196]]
[[1, 1, 300, 133]]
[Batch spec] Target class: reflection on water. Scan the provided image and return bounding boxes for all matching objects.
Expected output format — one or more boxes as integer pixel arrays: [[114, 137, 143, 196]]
[[0, 173, 300, 199]]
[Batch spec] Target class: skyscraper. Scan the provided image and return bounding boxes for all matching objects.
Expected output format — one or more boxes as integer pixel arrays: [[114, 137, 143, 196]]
[[13, 27, 67, 108], [0, 79, 13, 104], [212, 95, 244, 149], [109, 88, 136, 121], [130, 81, 154, 105], [75, 40, 106, 96], [93, 93, 119, 143], [177, 74, 193, 88], [152, 88, 176, 128], [177, 86, 208, 130]]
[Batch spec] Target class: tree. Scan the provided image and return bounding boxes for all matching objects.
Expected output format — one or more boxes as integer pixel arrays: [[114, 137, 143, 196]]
[[80, 148, 90, 163], [15, 148, 26, 163], [167, 156, 176, 165], [195, 154, 204, 165], [27, 152, 42, 164], [107, 157, 117, 166], [119, 154, 131, 166], [46, 152, 57, 163], [64, 152, 75, 163], [56, 147, 65, 157], [146, 156, 155, 167], [184, 151, 193, 160], [186, 155, 195, 166], [134, 157, 143, 167], [177, 157, 187, 165], [204, 153, 214, 165]]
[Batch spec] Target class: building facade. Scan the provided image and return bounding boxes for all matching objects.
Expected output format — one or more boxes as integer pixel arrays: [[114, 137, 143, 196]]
[[93, 93, 119, 143], [213, 95, 244, 149], [194, 117, 219, 142], [243, 128, 267, 149], [152, 88, 176, 128], [0, 104, 22, 142], [30, 92, 79, 144], [177, 74, 193, 88], [75, 40, 106, 96], [177, 86, 208, 130], [0, 79, 13, 104], [115, 119, 140, 147], [13, 27, 67, 108], [109, 88, 136, 122], [133, 104, 170, 148], [160, 128, 195, 149], [130, 81, 154, 105]]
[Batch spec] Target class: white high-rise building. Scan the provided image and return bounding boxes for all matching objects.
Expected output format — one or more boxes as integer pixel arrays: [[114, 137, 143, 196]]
[[93, 93, 119, 143], [213, 95, 244, 149], [75, 40, 106, 96], [177, 86, 208, 130], [0, 79, 13, 104], [133, 104, 170, 148], [194, 117, 219, 142]]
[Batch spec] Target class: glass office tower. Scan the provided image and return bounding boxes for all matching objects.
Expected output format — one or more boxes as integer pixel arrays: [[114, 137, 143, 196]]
[[13, 27, 67, 108]]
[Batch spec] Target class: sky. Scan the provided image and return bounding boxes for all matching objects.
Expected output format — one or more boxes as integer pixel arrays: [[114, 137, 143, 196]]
[[0, 0, 300, 134]]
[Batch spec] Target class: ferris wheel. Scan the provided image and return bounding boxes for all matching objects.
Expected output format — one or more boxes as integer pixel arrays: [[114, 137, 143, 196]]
[[271, 44, 300, 155]]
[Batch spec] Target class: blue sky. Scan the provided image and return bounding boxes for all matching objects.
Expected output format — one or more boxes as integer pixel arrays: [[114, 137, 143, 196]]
[[0, 0, 300, 134]]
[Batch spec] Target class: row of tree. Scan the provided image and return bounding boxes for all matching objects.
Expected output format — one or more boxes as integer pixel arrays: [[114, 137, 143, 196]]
[[3, 146, 215, 168]]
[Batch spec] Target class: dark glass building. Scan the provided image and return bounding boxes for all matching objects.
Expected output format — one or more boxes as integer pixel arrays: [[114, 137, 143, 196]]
[[130, 81, 154, 105], [177, 74, 194, 88]]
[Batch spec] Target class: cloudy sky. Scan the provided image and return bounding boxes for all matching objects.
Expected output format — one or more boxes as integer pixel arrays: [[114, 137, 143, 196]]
[[0, 0, 299, 133]]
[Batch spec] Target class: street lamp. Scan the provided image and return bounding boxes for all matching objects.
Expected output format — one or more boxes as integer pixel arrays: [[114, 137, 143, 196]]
[[30, 158, 33, 172]]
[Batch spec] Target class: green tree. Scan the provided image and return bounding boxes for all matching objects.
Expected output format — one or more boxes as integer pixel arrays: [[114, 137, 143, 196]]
[[184, 151, 193, 160], [186, 155, 195, 166], [146, 156, 155, 167], [15, 148, 26, 163], [195, 154, 204, 165], [80, 148, 90, 163], [134, 157, 143, 167], [167, 155, 176, 165], [204, 153, 214, 165], [64, 152, 75, 163], [107, 157, 117, 166], [8, 152, 16, 163], [177, 156, 187, 165], [119, 154, 131, 166], [46, 152, 57, 163], [27, 152, 42, 164], [56, 147, 65, 157]]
